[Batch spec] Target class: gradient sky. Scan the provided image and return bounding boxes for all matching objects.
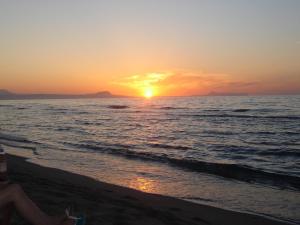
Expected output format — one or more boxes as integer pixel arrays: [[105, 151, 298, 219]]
[[0, 0, 299, 96]]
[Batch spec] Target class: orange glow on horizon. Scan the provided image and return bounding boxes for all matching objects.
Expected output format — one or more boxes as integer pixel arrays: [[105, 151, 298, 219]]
[[2, 71, 300, 97], [113, 72, 167, 97]]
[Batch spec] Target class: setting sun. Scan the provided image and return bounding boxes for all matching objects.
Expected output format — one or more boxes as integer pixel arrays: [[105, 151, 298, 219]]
[[144, 87, 154, 98]]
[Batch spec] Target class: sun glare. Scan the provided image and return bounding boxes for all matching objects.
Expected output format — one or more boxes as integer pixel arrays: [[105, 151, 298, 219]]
[[144, 87, 154, 98]]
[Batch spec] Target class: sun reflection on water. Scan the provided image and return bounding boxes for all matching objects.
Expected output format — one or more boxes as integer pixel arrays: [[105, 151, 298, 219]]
[[128, 177, 157, 193]]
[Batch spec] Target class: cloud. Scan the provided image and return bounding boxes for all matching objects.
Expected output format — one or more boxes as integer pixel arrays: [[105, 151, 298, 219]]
[[113, 72, 170, 89], [113, 71, 238, 96], [217, 81, 259, 89]]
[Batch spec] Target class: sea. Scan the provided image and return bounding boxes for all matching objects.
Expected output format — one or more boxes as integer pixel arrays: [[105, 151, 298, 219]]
[[0, 96, 299, 223]]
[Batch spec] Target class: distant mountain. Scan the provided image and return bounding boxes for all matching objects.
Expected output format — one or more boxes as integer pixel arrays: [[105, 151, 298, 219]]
[[0, 90, 126, 100], [0, 89, 16, 96], [84, 91, 115, 98], [207, 91, 248, 96]]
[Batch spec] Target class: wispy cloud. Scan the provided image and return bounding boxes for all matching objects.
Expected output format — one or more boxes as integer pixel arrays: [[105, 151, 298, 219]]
[[216, 81, 259, 89], [113, 70, 245, 96], [113, 72, 170, 89]]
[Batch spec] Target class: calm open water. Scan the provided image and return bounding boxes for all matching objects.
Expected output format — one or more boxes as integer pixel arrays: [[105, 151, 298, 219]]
[[0, 96, 299, 223]]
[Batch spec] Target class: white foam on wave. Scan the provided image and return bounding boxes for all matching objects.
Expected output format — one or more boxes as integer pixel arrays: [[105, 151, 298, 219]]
[[0, 132, 29, 143], [0, 132, 38, 155]]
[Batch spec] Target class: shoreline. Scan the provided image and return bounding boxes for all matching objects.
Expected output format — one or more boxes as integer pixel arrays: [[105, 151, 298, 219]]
[[7, 153, 294, 225]]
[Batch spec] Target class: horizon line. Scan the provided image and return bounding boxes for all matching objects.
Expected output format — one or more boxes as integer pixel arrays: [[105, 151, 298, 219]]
[[1, 89, 300, 100]]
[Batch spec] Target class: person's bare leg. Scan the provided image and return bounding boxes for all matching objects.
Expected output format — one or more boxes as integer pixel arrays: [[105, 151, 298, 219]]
[[1, 203, 14, 225], [0, 184, 72, 225]]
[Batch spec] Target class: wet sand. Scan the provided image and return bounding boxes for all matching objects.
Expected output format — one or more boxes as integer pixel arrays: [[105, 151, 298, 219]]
[[7, 154, 293, 225]]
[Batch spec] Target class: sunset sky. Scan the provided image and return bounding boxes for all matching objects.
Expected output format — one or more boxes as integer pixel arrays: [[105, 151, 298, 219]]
[[0, 0, 300, 96]]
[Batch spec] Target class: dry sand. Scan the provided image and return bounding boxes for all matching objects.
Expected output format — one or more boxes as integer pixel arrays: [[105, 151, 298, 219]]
[[5, 154, 293, 225]]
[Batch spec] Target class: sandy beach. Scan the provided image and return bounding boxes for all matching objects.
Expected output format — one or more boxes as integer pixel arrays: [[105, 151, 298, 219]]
[[5, 153, 293, 225]]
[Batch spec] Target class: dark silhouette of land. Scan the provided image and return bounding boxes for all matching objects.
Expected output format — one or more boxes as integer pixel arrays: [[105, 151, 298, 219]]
[[2, 89, 299, 100], [0, 89, 126, 100], [207, 91, 248, 96]]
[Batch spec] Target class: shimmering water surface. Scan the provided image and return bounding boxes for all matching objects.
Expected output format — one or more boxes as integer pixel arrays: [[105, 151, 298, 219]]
[[0, 96, 299, 223]]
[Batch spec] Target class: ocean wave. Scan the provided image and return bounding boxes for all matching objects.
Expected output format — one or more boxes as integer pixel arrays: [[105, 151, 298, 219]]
[[107, 105, 130, 109], [233, 109, 250, 112], [188, 114, 300, 120], [0, 140, 38, 155], [147, 143, 190, 150], [203, 109, 221, 112], [0, 133, 39, 155], [182, 196, 214, 202], [203, 130, 236, 135], [16, 107, 28, 110], [74, 121, 103, 126], [75, 111, 90, 115], [0, 132, 32, 143], [159, 106, 185, 110], [68, 142, 300, 190], [0, 104, 13, 107], [55, 127, 73, 131], [244, 140, 300, 147], [212, 145, 300, 158], [245, 131, 300, 136], [232, 108, 275, 113], [203, 108, 273, 113], [256, 149, 300, 158], [44, 107, 89, 115], [44, 107, 68, 111]]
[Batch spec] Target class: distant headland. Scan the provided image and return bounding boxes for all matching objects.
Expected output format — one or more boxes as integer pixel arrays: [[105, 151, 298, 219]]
[[206, 91, 249, 96], [0, 89, 126, 100]]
